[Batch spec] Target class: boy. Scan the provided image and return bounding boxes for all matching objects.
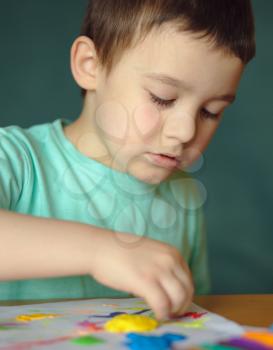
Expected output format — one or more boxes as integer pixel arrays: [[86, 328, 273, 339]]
[[0, 0, 255, 320]]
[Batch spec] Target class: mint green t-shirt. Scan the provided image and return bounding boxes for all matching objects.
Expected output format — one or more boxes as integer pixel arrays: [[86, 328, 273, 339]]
[[0, 118, 210, 300]]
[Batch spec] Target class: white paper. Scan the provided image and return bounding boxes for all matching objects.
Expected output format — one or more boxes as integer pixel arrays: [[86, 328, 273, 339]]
[[0, 298, 245, 349]]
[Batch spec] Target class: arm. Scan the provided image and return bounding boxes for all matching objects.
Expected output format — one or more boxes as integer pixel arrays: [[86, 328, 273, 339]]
[[0, 129, 193, 319], [0, 209, 105, 281], [0, 209, 193, 320]]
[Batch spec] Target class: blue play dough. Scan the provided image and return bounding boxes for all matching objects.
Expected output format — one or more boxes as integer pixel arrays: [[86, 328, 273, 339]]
[[92, 309, 150, 318], [132, 308, 151, 315], [269, 324, 273, 332], [92, 311, 125, 318], [125, 332, 187, 350]]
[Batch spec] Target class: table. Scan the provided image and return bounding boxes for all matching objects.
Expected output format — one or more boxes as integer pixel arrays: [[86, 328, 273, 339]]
[[194, 294, 273, 327], [0, 294, 272, 328]]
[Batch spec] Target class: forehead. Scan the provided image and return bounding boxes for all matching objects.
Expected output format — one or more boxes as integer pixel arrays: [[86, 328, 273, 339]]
[[114, 24, 244, 98]]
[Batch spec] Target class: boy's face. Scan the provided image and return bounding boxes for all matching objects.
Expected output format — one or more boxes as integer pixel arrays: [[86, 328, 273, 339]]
[[76, 25, 244, 184]]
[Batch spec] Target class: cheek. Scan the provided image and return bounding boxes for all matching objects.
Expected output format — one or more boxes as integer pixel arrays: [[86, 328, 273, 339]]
[[132, 102, 161, 139], [95, 101, 129, 142], [182, 121, 219, 165]]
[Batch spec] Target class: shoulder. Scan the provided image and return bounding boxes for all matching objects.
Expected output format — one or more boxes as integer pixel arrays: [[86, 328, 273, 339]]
[[0, 119, 63, 185], [0, 124, 31, 163], [0, 118, 63, 158], [0, 120, 50, 146]]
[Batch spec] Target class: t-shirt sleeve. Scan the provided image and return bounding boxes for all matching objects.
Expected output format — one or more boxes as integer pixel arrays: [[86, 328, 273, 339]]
[[0, 128, 31, 210], [189, 207, 211, 295]]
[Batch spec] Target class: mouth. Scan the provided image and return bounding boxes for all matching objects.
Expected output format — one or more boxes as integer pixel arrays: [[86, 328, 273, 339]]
[[145, 152, 180, 169]]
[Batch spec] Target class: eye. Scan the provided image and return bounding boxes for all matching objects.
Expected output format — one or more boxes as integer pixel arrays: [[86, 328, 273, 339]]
[[149, 93, 176, 108], [149, 91, 221, 119], [200, 108, 220, 120]]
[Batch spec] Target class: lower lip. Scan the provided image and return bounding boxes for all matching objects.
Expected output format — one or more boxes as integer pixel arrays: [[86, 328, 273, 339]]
[[145, 153, 179, 169]]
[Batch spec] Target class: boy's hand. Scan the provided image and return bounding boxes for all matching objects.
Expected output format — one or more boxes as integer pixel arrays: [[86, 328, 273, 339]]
[[90, 232, 194, 320]]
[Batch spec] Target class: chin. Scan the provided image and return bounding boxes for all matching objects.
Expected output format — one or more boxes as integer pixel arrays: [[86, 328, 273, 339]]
[[132, 168, 173, 185]]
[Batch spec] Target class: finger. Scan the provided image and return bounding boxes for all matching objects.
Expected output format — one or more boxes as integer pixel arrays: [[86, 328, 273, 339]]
[[134, 278, 171, 321], [158, 271, 189, 316], [171, 267, 194, 315], [170, 251, 194, 291], [176, 256, 193, 281]]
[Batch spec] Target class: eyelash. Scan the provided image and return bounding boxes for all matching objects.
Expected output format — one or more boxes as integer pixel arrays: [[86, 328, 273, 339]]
[[149, 93, 220, 120]]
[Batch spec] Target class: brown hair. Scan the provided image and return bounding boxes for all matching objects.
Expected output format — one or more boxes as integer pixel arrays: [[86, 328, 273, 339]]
[[80, 0, 256, 97]]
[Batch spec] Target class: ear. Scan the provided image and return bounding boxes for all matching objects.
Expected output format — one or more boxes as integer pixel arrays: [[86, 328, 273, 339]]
[[70, 35, 100, 91]]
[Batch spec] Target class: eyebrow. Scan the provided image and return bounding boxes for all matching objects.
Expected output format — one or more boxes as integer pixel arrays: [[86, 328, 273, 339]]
[[142, 72, 236, 103]]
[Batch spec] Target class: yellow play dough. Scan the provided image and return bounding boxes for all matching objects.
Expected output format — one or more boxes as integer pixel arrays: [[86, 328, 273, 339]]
[[16, 313, 60, 322], [104, 314, 158, 333], [177, 317, 208, 328]]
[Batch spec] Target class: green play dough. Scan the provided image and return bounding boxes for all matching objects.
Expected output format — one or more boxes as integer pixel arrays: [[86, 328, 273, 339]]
[[0, 326, 17, 331], [202, 344, 238, 350], [71, 335, 104, 345]]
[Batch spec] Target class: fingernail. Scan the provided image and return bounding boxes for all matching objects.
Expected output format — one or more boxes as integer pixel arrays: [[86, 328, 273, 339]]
[[157, 313, 167, 321]]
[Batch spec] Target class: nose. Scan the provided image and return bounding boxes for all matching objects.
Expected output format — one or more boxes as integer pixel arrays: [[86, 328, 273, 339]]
[[162, 111, 196, 146]]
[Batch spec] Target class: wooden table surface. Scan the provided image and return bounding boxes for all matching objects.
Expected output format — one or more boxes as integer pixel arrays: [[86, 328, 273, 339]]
[[0, 294, 272, 328], [194, 294, 273, 327]]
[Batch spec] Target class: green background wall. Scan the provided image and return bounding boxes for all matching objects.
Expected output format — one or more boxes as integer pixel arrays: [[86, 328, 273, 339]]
[[0, 1, 272, 293]]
